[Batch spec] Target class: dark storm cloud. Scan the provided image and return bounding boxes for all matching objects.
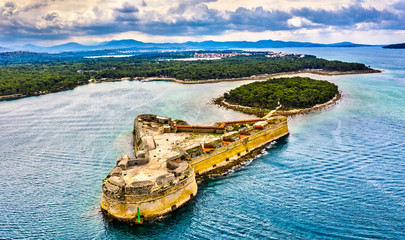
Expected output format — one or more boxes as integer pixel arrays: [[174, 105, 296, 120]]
[[116, 2, 139, 13], [115, 14, 140, 22], [227, 7, 292, 31], [109, 3, 405, 36], [114, 2, 140, 22], [130, 5, 294, 36], [292, 5, 397, 27]]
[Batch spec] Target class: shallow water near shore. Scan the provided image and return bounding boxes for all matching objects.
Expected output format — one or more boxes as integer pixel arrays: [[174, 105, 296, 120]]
[[0, 47, 404, 239]]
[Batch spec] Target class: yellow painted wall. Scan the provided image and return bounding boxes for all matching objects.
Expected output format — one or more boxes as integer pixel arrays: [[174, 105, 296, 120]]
[[101, 172, 198, 222], [190, 121, 288, 175]]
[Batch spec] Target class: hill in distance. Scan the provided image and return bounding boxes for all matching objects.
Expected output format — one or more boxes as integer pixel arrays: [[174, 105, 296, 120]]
[[11, 39, 373, 53], [0, 46, 10, 52], [382, 43, 405, 49]]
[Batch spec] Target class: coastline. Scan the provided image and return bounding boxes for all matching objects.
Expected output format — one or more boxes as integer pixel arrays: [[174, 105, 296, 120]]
[[0, 69, 379, 102], [0, 85, 86, 101], [132, 69, 381, 84], [272, 92, 342, 116], [215, 92, 342, 118]]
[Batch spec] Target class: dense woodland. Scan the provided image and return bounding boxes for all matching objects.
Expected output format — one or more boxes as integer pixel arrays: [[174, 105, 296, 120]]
[[0, 52, 368, 96], [224, 77, 339, 109]]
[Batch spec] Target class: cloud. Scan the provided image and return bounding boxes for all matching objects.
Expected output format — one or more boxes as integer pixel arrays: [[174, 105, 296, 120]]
[[227, 7, 292, 31], [116, 2, 139, 13], [1, 2, 17, 17], [393, 0, 405, 10], [43, 12, 59, 22], [287, 17, 316, 28], [22, 2, 49, 12], [292, 5, 399, 28], [0, 0, 404, 45], [113, 2, 141, 22]]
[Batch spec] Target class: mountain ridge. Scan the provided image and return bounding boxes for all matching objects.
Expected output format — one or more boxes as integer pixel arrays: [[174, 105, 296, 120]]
[[382, 43, 405, 49], [8, 39, 374, 53]]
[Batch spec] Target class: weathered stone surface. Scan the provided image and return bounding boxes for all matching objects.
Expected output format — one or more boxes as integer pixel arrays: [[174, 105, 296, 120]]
[[105, 181, 120, 193], [136, 150, 146, 158], [108, 176, 125, 187], [117, 155, 129, 170], [128, 158, 149, 166], [167, 160, 180, 170], [223, 131, 239, 141], [108, 167, 122, 177], [185, 144, 203, 158], [253, 121, 269, 129], [172, 162, 188, 177], [204, 137, 222, 148], [125, 180, 154, 195], [239, 126, 255, 135], [143, 136, 156, 150], [156, 173, 175, 185]]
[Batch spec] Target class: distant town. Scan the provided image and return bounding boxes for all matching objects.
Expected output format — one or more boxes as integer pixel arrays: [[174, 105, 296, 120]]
[[115, 49, 306, 59], [193, 51, 306, 59]]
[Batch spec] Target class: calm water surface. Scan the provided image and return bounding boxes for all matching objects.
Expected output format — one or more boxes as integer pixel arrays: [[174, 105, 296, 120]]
[[0, 47, 404, 239]]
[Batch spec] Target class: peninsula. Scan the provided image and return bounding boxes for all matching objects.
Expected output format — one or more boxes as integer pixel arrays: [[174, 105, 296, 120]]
[[0, 51, 379, 101]]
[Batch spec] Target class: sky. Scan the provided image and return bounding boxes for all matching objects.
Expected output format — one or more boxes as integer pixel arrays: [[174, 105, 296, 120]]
[[0, 0, 404, 46]]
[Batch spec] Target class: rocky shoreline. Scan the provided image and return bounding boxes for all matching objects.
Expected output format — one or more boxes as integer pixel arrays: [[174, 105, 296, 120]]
[[215, 92, 342, 118], [272, 92, 342, 116], [0, 85, 82, 101]]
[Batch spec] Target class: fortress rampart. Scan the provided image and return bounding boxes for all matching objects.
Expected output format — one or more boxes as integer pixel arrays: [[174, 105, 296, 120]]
[[191, 121, 288, 175], [101, 114, 289, 223], [101, 166, 197, 222]]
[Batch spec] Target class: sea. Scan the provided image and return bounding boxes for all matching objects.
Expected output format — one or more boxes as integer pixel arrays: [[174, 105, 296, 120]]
[[0, 47, 404, 239]]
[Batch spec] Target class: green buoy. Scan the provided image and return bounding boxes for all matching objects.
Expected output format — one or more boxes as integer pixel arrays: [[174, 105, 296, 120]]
[[137, 207, 141, 222]]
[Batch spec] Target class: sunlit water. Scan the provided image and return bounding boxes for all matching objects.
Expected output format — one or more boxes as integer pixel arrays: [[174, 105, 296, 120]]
[[0, 47, 404, 239]]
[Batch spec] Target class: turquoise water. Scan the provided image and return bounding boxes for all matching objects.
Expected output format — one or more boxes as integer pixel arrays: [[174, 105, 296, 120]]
[[0, 47, 404, 239]]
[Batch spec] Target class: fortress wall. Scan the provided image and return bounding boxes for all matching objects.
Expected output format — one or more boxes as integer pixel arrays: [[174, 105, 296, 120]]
[[176, 125, 224, 133], [190, 121, 288, 175], [133, 118, 143, 153], [101, 171, 197, 222], [220, 118, 263, 126], [176, 127, 218, 133]]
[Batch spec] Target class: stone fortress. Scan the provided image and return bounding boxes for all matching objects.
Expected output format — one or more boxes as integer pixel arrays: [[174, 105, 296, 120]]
[[101, 113, 289, 223]]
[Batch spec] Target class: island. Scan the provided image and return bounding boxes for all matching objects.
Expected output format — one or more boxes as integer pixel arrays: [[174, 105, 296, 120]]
[[215, 77, 340, 116]]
